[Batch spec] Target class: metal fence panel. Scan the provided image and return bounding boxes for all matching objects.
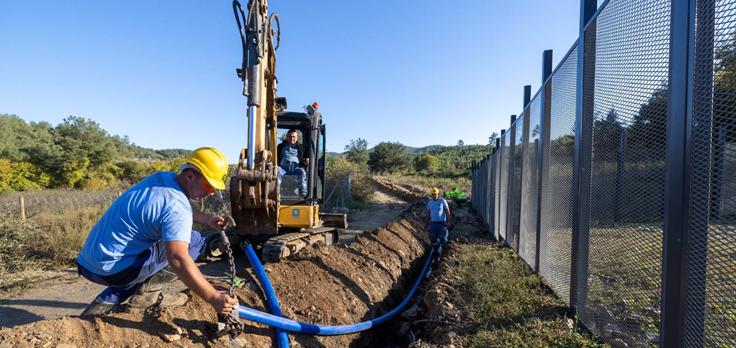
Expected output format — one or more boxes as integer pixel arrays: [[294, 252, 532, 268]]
[[494, 147, 502, 241], [508, 117, 524, 252], [685, 0, 736, 345], [580, 0, 671, 345], [519, 92, 542, 268], [499, 133, 510, 241], [539, 44, 578, 304]]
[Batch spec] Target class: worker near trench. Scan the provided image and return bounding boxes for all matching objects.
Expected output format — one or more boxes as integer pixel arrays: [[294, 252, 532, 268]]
[[425, 187, 450, 247], [76, 147, 239, 316], [444, 187, 467, 206]]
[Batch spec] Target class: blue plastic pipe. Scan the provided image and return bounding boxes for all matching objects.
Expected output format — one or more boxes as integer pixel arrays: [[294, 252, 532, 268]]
[[238, 248, 435, 335], [242, 243, 290, 348]]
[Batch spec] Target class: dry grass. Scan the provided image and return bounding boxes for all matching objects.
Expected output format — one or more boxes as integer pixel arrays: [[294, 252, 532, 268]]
[[0, 197, 109, 294]]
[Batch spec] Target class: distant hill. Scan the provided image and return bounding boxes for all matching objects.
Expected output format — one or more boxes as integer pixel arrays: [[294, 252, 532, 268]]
[[403, 145, 444, 154]]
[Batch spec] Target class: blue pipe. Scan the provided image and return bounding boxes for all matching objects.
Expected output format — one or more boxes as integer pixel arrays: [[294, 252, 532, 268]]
[[242, 243, 290, 348], [237, 248, 435, 335]]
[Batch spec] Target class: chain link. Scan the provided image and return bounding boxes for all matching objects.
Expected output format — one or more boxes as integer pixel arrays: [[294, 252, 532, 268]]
[[216, 216, 245, 338]]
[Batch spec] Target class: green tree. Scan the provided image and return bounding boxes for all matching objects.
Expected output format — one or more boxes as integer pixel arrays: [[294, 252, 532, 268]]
[[415, 154, 439, 172], [367, 142, 409, 173], [488, 132, 499, 146], [344, 138, 369, 166]]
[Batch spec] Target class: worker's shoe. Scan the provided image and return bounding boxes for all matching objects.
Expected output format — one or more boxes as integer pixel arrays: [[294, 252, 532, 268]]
[[80, 297, 123, 316], [128, 266, 188, 309]]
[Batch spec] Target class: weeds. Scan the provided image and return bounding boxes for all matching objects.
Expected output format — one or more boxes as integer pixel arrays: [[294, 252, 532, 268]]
[[455, 243, 607, 347], [0, 198, 108, 295]]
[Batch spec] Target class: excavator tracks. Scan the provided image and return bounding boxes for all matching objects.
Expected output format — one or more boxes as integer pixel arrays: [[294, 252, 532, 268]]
[[261, 227, 338, 263]]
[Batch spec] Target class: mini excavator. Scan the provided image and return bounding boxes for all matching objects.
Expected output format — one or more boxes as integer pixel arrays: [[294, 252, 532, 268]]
[[202, 0, 347, 263]]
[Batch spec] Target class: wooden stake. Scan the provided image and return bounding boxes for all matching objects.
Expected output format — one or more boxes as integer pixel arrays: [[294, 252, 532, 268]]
[[20, 196, 25, 222]]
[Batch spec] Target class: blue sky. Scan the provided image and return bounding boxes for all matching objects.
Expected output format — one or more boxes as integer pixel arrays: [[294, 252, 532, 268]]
[[1, 1, 587, 160]]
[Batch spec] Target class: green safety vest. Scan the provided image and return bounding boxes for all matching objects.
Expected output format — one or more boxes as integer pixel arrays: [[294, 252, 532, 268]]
[[445, 188, 467, 200]]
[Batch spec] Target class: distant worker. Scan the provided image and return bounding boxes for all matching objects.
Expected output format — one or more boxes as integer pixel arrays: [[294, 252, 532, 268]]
[[277, 129, 309, 197], [425, 187, 451, 247], [444, 187, 468, 206], [76, 147, 239, 316]]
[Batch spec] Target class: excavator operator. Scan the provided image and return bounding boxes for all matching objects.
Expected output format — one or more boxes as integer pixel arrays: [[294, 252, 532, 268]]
[[277, 129, 309, 197], [76, 147, 239, 317]]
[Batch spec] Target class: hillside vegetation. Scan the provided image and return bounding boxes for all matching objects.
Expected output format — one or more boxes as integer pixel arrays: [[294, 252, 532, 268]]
[[0, 113, 189, 192]]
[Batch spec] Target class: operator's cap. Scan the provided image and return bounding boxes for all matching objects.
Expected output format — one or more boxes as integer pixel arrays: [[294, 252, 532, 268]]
[[182, 147, 228, 190], [431, 187, 439, 195]]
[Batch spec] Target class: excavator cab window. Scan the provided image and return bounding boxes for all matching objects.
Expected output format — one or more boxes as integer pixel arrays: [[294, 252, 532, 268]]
[[317, 126, 325, 201], [276, 128, 308, 201]]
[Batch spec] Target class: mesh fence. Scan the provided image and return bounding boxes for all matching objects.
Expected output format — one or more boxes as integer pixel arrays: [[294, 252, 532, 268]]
[[470, 0, 735, 345], [519, 91, 542, 269], [581, 0, 670, 345], [539, 45, 578, 304], [498, 133, 510, 241], [685, 0, 736, 346], [508, 118, 524, 252], [0, 190, 121, 218]]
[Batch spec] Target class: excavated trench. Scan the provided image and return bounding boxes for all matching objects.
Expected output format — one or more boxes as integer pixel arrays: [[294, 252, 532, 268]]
[[0, 179, 443, 348]]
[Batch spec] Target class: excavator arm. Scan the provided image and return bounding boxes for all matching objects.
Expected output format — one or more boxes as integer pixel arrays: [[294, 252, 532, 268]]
[[230, 0, 281, 235]]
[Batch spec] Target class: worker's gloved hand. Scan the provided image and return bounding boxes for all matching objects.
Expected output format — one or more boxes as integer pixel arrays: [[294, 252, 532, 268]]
[[205, 215, 227, 231], [212, 291, 239, 315]]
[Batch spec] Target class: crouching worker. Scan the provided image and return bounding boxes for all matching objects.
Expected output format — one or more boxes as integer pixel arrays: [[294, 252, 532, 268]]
[[425, 187, 450, 248], [76, 147, 238, 316], [444, 187, 467, 206]]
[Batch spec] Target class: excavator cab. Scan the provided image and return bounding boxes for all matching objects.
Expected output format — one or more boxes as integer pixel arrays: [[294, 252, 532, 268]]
[[276, 104, 326, 206]]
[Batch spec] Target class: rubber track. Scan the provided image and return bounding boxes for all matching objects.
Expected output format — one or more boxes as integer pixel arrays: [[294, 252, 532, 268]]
[[261, 227, 337, 262]]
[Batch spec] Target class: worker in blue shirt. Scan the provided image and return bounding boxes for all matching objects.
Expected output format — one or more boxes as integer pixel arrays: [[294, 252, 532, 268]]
[[425, 187, 451, 246], [76, 147, 238, 317]]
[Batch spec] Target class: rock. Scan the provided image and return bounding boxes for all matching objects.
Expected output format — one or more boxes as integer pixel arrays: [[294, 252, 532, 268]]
[[446, 260, 457, 268], [645, 332, 659, 343], [527, 316, 540, 322], [565, 317, 574, 330], [396, 322, 411, 337], [608, 338, 628, 348], [54, 345, 78, 348], [401, 305, 419, 320], [159, 331, 181, 343]]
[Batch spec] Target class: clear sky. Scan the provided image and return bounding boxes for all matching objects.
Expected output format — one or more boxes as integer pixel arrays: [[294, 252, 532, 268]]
[[1, 0, 589, 160]]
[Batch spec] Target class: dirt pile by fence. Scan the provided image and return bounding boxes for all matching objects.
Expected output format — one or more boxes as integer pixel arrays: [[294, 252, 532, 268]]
[[0, 201, 433, 348], [373, 176, 427, 202]]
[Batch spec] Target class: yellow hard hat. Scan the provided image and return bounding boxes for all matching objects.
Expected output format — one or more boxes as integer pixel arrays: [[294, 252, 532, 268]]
[[184, 147, 228, 190], [431, 187, 439, 195]]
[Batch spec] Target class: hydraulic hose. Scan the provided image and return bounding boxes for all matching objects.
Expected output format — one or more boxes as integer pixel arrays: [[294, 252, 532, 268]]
[[242, 242, 290, 348], [238, 247, 435, 335]]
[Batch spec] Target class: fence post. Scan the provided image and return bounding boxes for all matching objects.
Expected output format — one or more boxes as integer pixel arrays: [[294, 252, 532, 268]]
[[660, 0, 698, 346], [570, 0, 597, 321], [536, 49, 553, 274], [20, 196, 25, 222]]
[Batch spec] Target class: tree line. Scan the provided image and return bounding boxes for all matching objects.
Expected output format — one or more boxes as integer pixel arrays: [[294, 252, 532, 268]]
[[343, 137, 494, 178], [0, 114, 190, 193]]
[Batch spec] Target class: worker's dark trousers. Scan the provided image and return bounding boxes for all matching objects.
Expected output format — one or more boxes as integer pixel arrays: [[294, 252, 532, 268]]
[[429, 221, 448, 245], [77, 231, 206, 305]]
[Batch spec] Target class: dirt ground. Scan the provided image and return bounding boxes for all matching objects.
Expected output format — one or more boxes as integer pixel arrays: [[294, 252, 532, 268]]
[[0, 179, 488, 348]]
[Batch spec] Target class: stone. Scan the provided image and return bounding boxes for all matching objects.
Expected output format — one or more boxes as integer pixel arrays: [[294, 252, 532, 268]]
[[54, 345, 78, 348], [396, 321, 411, 337], [401, 305, 419, 320], [608, 338, 628, 348], [564, 317, 574, 330], [159, 331, 181, 343]]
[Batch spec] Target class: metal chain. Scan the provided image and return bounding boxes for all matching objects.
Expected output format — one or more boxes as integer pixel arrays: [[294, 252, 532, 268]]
[[218, 225, 237, 296], [216, 216, 245, 338]]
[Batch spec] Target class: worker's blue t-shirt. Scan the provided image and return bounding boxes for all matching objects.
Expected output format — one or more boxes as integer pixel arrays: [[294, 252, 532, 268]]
[[427, 198, 449, 222], [280, 144, 300, 167], [76, 172, 193, 276]]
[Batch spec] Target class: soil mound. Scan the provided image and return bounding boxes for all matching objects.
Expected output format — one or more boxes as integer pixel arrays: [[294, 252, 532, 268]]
[[0, 203, 432, 348]]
